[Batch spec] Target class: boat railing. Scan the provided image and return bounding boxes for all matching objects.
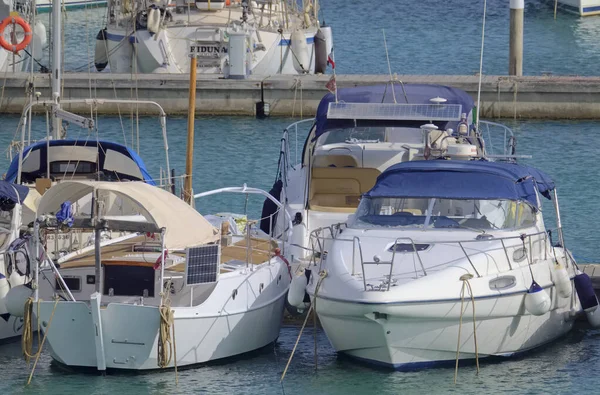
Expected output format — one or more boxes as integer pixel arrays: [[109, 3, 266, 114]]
[[194, 184, 294, 257], [309, 226, 557, 292], [478, 120, 518, 159]]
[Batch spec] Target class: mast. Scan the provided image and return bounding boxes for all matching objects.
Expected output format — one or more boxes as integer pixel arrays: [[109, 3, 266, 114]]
[[183, 55, 197, 205], [51, 0, 61, 139]]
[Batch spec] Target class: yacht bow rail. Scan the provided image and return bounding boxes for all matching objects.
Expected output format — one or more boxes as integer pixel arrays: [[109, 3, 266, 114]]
[[308, 224, 561, 292]]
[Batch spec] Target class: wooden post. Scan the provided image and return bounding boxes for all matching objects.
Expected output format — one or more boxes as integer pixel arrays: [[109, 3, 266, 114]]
[[509, 0, 524, 76], [183, 55, 197, 205]]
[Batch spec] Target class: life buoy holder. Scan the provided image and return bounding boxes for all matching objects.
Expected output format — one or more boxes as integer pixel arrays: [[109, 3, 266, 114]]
[[0, 16, 32, 53]]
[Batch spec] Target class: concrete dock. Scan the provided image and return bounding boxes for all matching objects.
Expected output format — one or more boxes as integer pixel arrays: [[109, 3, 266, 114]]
[[2, 72, 600, 118]]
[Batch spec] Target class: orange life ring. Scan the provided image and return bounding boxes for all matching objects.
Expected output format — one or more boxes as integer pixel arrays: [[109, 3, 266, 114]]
[[0, 16, 32, 53]]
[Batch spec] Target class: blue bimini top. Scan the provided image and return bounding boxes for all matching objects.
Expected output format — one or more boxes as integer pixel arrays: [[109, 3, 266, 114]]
[[365, 160, 555, 210]]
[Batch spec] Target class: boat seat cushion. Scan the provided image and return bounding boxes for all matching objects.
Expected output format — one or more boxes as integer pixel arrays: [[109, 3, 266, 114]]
[[312, 154, 358, 168], [309, 167, 380, 211]]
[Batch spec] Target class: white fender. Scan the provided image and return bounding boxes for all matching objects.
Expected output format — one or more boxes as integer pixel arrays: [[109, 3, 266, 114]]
[[8, 269, 25, 287], [291, 30, 309, 74], [147, 7, 161, 35], [5, 284, 33, 318], [552, 262, 572, 298], [32, 20, 47, 61], [0, 274, 10, 316], [524, 282, 551, 316], [288, 269, 308, 308]]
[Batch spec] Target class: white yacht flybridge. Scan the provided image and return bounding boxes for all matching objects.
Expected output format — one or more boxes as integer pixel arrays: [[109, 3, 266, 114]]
[[266, 83, 510, 263], [95, 0, 333, 76]]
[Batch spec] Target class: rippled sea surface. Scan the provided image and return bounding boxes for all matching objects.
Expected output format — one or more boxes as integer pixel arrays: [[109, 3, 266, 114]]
[[3, 0, 600, 393]]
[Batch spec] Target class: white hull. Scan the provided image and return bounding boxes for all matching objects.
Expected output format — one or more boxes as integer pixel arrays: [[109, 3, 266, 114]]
[[36, 260, 289, 370], [312, 282, 577, 369], [32, 0, 107, 12], [556, 0, 600, 15], [0, 315, 25, 344]]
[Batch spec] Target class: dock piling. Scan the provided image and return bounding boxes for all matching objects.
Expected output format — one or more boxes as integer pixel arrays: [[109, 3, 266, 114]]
[[509, 0, 524, 76]]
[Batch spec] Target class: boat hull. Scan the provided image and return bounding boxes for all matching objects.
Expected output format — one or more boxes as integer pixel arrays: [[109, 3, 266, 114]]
[[37, 292, 286, 370], [312, 284, 578, 369]]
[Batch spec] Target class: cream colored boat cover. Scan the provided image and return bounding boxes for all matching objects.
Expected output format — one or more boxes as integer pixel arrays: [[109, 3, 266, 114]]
[[37, 181, 218, 249]]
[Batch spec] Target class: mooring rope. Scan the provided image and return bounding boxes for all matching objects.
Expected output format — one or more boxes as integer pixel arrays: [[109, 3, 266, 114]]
[[454, 273, 479, 384], [25, 297, 60, 385], [280, 270, 327, 382], [158, 281, 178, 384]]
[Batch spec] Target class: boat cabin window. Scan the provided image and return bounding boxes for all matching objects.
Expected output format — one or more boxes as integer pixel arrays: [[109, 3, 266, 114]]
[[50, 161, 97, 175], [351, 197, 536, 231]]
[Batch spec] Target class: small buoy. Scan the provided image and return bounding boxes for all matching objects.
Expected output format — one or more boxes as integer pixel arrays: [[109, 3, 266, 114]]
[[0, 273, 10, 318], [5, 284, 33, 318], [290, 30, 309, 74], [288, 269, 308, 308], [552, 262, 572, 298], [524, 281, 551, 316], [95, 28, 109, 72], [314, 29, 327, 74], [147, 6, 161, 35]]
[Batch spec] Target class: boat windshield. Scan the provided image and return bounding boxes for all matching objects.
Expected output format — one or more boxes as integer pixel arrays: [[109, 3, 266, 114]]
[[350, 197, 536, 231], [315, 127, 423, 147]]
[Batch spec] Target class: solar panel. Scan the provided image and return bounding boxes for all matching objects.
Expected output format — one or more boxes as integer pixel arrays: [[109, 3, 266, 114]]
[[327, 102, 463, 121], [185, 244, 220, 286]]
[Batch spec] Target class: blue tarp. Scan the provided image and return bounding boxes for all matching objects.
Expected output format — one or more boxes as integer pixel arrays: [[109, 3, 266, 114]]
[[0, 181, 28, 204], [5, 140, 155, 185], [365, 160, 555, 209], [314, 84, 475, 139]]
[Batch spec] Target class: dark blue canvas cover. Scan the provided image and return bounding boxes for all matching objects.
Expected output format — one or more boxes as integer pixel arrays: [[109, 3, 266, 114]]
[[365, 160, 555, 209], [5, 140, 156, 185], [314, 84, 475, 139], [0, 181, 28, 204]]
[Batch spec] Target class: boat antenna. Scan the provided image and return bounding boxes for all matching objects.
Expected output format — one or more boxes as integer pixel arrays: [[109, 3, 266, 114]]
[[475, 0, 488, 133], [382, 29, 397, 104]]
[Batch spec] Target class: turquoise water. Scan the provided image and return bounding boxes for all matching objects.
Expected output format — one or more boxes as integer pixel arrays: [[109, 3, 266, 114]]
[[4, 0, 600, 393]]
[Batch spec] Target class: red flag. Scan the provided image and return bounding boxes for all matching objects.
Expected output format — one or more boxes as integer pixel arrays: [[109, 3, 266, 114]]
[[325, 74, 336, 94], [327, 53, 335, 69]]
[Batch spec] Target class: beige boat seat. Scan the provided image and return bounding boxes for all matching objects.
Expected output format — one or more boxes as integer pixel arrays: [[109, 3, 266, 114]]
[[312, 154, 358, 168], [309, 167, 381, 212]]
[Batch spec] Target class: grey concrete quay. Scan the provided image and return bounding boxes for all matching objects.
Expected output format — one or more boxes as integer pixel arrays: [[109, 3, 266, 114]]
[[2, 72, 600, 119]]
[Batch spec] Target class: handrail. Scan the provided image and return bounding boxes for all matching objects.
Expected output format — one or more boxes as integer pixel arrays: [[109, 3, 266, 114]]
[[311, 227, 552, 292]]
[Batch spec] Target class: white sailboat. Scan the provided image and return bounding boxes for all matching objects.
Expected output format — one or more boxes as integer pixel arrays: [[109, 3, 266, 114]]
[[26, 181, 291, 371], [94, 0, 333, 77]]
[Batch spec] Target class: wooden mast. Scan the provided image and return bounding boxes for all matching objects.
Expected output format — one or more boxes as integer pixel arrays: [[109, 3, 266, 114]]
[[183, 55, 197, 205]]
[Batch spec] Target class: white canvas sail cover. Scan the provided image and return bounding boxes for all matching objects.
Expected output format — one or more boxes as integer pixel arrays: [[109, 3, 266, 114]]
[[36, 181, 219, 249]]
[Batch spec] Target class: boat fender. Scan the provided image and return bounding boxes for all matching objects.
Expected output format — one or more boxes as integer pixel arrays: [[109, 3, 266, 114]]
[[147, 6, 161, 35], [313, 29, 327, 74], [553, 262, 572, 298], [290, 30, 309, 74], [524, 281, 551, 316], [0, 273, 10, 320], [94, 29, 109, 72], [574, 271, 600, 327], [288, 268, 308, 308], [5, 284, 33, 318], [32, 20, 47, 62]]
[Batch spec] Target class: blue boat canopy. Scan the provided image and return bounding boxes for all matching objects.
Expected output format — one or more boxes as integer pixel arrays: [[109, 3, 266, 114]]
[[5, 140, 155, 185], [314, 84, 475, 140], [0, 181, 28, 205], [365, 160, 555, 209]]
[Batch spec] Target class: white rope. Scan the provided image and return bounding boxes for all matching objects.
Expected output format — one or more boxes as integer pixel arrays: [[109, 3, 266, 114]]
[[454, 273, 479, 384], [475, 0, 487, 132]]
